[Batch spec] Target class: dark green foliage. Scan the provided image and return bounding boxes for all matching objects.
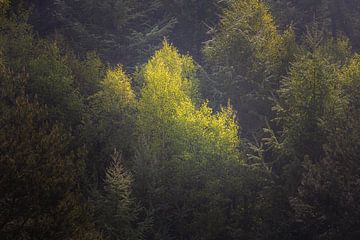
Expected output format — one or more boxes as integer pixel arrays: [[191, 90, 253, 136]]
[[85, 66, 136, 183], [93, 152, 150, 240], [268, 0, 360, 51], [289, 54, 360, 240], [291, 118, 360, 239], [0, 12, 84, 126], [27, 42, 84, 124], [0, 67, 96, 239], [1, 1, 360, 240], [262, 33, 350, 193], [202, 0, 297, 139], [15, 0, 176, 66], [66, 51, 106, 97], [160, 0, 221, 59]]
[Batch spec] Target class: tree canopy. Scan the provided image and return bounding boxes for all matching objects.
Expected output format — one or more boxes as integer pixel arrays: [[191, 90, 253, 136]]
[[1, 1, 360, 239]]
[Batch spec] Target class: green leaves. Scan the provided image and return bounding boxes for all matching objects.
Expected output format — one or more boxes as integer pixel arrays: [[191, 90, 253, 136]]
[[2, 2, 360, 239], [92, 66, 135, 113], [137, 40, 240, 164], [341, 54, 360, 107], [135, 40, 252, 239]]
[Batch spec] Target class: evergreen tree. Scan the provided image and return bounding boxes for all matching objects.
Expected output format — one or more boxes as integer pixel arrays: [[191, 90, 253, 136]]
[[290, 54, 360, 240], [263, 44, 344, 193], [15, 0, 176, 66], [1, 1, 360, 239], [0, 65, 98, 240], [86, 66, 136, 183], [93, 151, 150, 240], [0, 10, 85, 126], [160, 0, 221, 59], [202, 0, 296, 139], [268, 0, 360, 51], [135, 41, 241, 239], [65, 51, 106, 97], [135, 41, 290, 239], [262, 31, 350, 193]]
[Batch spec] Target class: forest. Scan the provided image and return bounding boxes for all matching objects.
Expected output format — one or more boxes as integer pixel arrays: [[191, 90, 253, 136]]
[[1, 0, 360, 239]]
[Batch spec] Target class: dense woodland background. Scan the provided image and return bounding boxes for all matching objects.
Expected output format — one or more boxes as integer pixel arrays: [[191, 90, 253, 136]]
[[1, 0, 360, 239]]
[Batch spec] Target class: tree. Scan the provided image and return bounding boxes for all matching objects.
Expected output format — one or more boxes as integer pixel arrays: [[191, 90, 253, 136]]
[[26, 42, 84, 125], [267, 0, 360, 51], [136, 41, 240, 168], [93, 152, 150, 240], [65, 51, 106, 97], [135, 41, 241, 239], [290, 54, 360, 240], [86, 66, 136, 184], [135, 41, 287, 239], [0, 65, 98, 240], [202, 0, 296, 139], [160, 0, 221, 59], [15, 0, 175, 66], [261, 29, 353, 194], [0, 11, 85, 126], [263, 43, 345, 193]]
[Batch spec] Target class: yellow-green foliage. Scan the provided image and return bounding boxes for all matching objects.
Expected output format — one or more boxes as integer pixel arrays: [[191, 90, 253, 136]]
[[87, 65, 136, 167], [92, 66, 135, 113], [203, 0, 288, 70], [340, 54, 360, 105], [137, 41, 240, 163], [0, 0, 9, 13], [341, 54, 360, 85], [280, 53, 340, 119]]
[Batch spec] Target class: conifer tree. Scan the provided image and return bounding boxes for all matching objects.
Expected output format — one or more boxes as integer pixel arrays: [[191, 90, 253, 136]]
[[202, 0, 296, 139], [15, 0, 176, 66], [0, 65, 97, 240], [86, 66, 136, 183], [135, 41, 282, 239], [263, 41, 344, 192], [93, 152, 150, 240], [290, 54, 360, 240]]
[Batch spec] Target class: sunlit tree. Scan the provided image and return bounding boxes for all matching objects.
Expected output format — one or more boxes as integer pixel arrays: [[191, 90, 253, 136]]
[[86, 66, 136, 183]]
